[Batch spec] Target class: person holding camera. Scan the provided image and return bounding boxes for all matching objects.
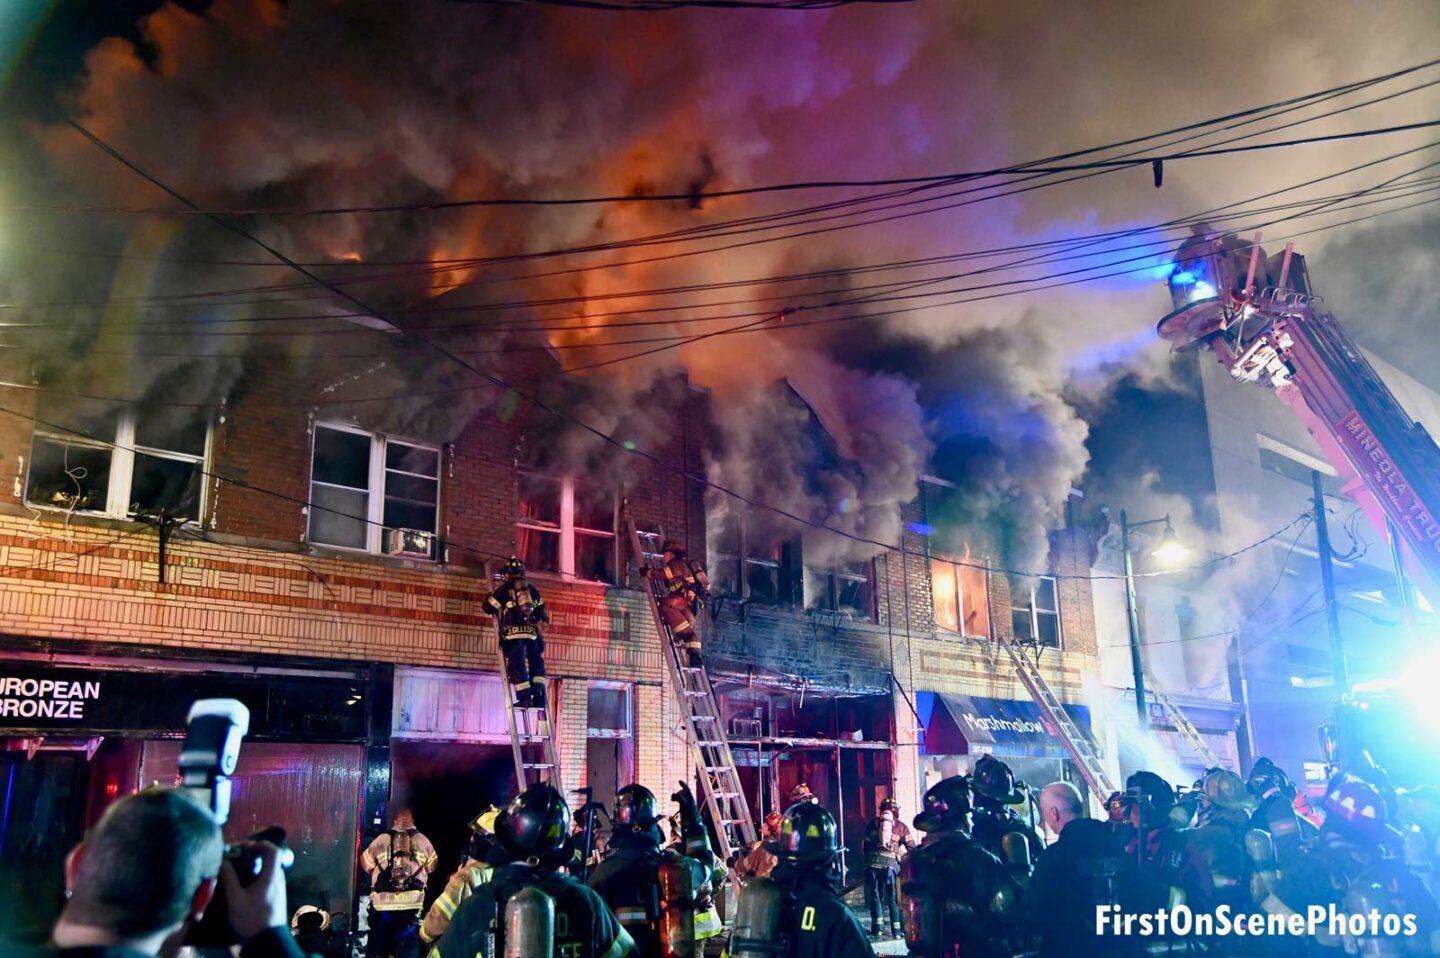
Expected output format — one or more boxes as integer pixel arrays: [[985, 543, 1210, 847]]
[[23, 787, 304, 958]]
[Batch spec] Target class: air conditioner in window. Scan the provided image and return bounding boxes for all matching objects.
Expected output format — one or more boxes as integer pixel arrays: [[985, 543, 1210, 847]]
[[386, 528, 435, 559]]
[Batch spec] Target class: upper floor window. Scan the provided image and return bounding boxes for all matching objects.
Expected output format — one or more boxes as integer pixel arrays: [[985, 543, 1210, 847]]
[[931, 555, 992, 638], [517, 473, 616, 582], [805, 559, 875, 619], [26, 406, 209, 522], [1011, 575, 1061, 648], [309, 423, 439, 559], [709, 510, 797, 606]]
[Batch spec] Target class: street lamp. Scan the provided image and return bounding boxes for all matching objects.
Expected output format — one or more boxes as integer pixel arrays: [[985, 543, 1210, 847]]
[[1120, 512, 1189, 729]]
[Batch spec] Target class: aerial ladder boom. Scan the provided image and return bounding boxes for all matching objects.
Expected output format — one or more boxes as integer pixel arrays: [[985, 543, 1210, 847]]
[[1157, 230, 1440, 598]]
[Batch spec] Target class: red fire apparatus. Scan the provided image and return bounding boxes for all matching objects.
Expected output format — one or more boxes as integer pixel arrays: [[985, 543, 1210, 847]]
[[1157, 228, 1440, 782]]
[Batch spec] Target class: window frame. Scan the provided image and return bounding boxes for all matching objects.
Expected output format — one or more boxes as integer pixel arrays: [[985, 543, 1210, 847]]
[[26, 410, 211, 523], [1010, 575, 1062, 649], [804, 559, 876, 620], [585, 680, 634, 739], [707, 508, 796, 607], [930, 555, 993, 639], [308, 421, 440, 558], [516, 472, 618, 583]]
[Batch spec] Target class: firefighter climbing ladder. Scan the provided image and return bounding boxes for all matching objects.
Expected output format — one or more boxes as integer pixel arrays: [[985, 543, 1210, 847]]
[[997, 631, 1118, 801], [495, 626, 562, 792], [624, 518, 758, 862], [1148, 683, 1223, 770]]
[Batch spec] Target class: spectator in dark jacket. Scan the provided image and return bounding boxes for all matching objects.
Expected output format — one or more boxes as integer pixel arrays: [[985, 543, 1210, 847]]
[[1030, 782, 1141, 958], [22, 787, 305, 958]]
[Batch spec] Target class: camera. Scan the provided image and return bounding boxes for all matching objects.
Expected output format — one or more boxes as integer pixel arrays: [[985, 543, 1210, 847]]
[[180, 698, 294, 948]]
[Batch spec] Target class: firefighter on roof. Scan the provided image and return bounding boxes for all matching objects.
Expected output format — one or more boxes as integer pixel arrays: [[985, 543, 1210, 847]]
[[360, 808, 438, 958], [432, 784, 635, 958], [650, 540, 709, 668], [485, 557, 551, 709]]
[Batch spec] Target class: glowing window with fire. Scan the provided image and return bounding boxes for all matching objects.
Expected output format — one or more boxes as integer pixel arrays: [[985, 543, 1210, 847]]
[[929, 555, 991, 639], [517, 473, 616, 583], [308, 423, 439, 559], [26, 401, 210, 523]]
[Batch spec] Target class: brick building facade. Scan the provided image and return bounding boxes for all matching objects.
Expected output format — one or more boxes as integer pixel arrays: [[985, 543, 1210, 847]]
[[0, 359, 1102, 936]]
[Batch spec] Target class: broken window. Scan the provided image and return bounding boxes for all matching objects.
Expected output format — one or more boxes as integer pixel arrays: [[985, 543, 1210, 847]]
[[308, 423, 439, 558], [705, 507, 798, 606], [26, 403, 208, 521], [805, 559, 874, 619]]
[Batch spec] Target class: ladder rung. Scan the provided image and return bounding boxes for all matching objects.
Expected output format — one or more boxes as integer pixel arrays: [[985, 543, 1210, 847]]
[[524, 762, 556, 770]]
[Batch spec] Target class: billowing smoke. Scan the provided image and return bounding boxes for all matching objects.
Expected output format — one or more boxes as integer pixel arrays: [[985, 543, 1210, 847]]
[[3, 0, 1439, 562]]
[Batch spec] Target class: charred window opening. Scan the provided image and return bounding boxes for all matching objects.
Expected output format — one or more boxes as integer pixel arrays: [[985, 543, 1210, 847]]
[[804, 560, 875, 620], [707, 507, 799, 607], [516, 473, 616, 583], [308, 423, 439, 558], [1010, 575, 1061, 648], [930, 555, 992, 638], [26, 403, 208, 522]]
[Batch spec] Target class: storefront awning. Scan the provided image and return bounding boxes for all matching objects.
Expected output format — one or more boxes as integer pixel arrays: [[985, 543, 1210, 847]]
[[919, 692, 1093, 760]]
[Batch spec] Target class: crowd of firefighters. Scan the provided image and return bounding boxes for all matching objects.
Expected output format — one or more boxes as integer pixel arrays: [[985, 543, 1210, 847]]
[[350, 749, 1440, 958], [350, 552, 1440, 956]]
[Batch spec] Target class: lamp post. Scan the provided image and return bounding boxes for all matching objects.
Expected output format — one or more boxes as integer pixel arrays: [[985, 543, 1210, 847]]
[[1120, 511, 1189, 730]]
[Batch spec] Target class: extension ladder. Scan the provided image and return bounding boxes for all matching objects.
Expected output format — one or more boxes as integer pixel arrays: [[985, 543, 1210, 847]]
[[1149, 683, 1222, 770], [625, 519, 757, 861], [495, 623, 562, 793], [997, 632, 1118, 801]]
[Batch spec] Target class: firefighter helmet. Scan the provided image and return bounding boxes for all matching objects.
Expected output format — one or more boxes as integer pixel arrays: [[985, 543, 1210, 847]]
[[770, 801, 838, 864], [1124, 771, 1177, 830], [500, 557, 526, 578], [1323, 774, 1388, 842], [971, 755, 1025, 804], [914, 775, 971, 833], [1246, 757, 1295, 802], [495, 784, 572, 864], [761, 811, 783, 839], [880, 796, 899, 814], [662, 540, 685, 555], [613, 784, 663, 828], [1201, 768, 1257, 811]]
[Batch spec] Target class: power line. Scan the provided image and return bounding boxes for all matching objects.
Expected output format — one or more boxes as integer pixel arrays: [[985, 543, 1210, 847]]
[[18, 64, 1439, 314], [9, 155, 1439, 333], [0, 388, 1319, 583], [9, 169, 1440, 399], [52, 93, 1440, 569], [22, 120, 1440, 219]]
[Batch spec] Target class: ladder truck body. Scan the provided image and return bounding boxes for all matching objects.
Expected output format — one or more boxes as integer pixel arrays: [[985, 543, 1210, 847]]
[[1158, 230, 1440, 599]]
